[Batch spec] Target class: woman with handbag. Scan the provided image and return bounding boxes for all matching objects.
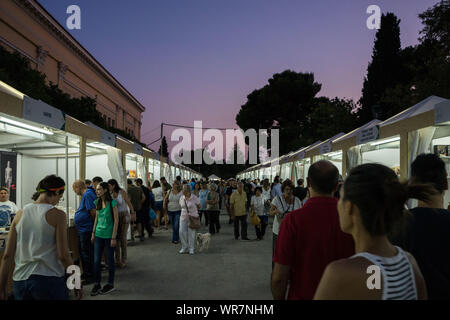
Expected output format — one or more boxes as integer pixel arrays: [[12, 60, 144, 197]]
[[164, 181, 182, 244], [179, 184, 201, 255], [251, 186, 268, 240], [107, 179, 134, 268]]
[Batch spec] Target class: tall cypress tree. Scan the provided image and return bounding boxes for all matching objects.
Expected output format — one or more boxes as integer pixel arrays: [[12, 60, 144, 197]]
[[159, 136, 169, 158], [358, 13, 402, 124]]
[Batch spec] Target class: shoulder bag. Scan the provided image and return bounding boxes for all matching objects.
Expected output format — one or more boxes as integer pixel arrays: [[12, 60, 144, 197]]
[[185, 198, 201, 230]]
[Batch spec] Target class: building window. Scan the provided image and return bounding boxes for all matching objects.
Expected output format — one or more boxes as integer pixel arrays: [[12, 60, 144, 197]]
[[112, 119, 115, 128], [108, 117, 111, 127]]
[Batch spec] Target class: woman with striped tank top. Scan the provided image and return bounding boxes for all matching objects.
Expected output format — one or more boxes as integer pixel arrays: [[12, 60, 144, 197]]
[[314, 164, 433, 300]]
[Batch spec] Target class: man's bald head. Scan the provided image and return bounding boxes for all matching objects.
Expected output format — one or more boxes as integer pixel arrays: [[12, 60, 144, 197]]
[[72, 179, 87, 196], [307, 160, 339, 196]]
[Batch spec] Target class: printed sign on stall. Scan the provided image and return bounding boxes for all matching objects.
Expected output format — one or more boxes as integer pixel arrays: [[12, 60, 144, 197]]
[[357, 125, 380, 145], [435, 101, 450, 125], [22, 96, 66, 130], [319, 141, 333, 155], [133, 143, 143, 156]]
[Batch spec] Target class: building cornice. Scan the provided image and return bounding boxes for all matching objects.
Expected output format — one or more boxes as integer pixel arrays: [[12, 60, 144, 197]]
[[14, 0, 146, 113]]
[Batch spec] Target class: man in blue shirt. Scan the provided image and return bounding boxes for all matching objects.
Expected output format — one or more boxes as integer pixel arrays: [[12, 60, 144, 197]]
[[72, 180, 97, 284], [190, 178, 196, 191], [271, 176, 282, 199]]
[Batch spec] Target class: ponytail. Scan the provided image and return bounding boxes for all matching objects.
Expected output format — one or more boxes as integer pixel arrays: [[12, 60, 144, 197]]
[[344, 164, 439, 236]]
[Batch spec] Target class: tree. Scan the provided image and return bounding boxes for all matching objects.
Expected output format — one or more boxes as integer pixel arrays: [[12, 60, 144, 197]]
[[358, 13, 403, 123], [375, 1, 450, 114], [310, 97, 359, 141], [236, 70, 322, 156], [159, 136, 169, 158]]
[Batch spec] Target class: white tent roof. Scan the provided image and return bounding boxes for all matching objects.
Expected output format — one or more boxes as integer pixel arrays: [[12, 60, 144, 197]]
[[381, 96, 448, 127], [208, 174, 221, 180]]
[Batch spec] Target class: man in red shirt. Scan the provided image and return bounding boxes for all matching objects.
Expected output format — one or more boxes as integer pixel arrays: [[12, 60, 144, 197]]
[[271, 160, 354, 300]]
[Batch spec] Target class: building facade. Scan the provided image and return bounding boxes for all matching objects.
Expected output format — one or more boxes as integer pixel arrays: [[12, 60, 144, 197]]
[[0, 0, 145, 139]]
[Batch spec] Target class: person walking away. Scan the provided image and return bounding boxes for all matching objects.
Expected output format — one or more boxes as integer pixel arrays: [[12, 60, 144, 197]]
[[271, 176, 282, 200], [91, 182, 119, 296], [270, 179, 302, 265], [226, 180, 237, 224], [165, 181, 182, 244], [72, 180, 96, 284], [390, 154, 450, 299], [127, 179, 145, 238], [314, 163, 429, 300], [198, 183, 209, 226], [0, 175, 82, 300], [271, 161, 354, 300], [136, 178, 153, 239], [152, 180, 165, 231], [179, 184, 200, 254], [206, 184, 220, 234], [251, 187, 268, 240], [293, 179, 307, 202], [107, 179, 134, 268], [230, 182, 249, 240], [0, 187, 18, 226], [160, 177, 172, 227]]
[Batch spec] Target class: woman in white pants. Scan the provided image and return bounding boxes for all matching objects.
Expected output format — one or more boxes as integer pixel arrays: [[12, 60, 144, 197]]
[[179, 184, 200, 255]]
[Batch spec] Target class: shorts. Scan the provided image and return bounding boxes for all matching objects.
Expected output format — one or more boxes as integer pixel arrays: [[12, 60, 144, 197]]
[[154, 201, 163, 212]]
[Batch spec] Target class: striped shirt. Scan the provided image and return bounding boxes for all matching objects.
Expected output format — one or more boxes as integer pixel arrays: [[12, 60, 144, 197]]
[[351, 246, 418, 300]]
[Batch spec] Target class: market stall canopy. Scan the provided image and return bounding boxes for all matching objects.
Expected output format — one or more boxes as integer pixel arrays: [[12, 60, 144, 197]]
[[208, 174, 221, 180], [333, 119, 381, 146], [307, 133, 345, 156], [288, 140, 322, 162], [381, 96, 449, 127]]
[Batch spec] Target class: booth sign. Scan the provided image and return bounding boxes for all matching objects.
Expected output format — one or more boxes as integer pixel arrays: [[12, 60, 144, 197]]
[[133, 143, 143, 156], [319, 141, 333, 155], [22, 96, 65, 130], [357, 125, 380, 145], [435, 101, 450, 125]]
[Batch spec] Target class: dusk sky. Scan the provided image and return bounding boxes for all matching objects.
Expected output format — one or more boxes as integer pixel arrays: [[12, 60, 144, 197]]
[[39, 0, 439, 156]]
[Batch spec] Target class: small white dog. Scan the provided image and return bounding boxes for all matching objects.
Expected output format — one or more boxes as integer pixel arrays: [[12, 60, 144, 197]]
[[196, 232, 211, 252]]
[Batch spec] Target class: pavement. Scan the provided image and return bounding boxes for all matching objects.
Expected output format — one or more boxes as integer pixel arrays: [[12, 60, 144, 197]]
[[82, 210, 273, 300]]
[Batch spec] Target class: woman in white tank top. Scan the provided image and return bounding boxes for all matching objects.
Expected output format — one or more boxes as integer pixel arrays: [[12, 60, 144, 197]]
[[0, 175, 82, 300], [314, 164, 432, 300]]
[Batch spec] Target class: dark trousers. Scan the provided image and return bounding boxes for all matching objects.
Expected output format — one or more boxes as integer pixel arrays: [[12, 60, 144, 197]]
[[94, 237, 115, 286], [234, 215, 248, 239], [77, 231, 94, 277], [138, 207, 153, 237], [207, 210, 220, 234], [272, 233, 278, 270], [255, 216, 268, 240], [13, 275, 68, 300]]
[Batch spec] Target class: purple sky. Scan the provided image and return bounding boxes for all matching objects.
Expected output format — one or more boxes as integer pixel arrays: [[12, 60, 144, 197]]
[[39, 0, 439, 157]]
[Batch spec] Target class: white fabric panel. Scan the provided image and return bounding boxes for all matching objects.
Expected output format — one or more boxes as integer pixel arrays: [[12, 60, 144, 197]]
[[107, 147, 125, 188]]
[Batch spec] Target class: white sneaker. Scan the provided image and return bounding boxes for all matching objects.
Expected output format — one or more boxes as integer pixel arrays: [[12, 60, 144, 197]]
[[189, 249, 194, 255], [179, 249, 187, 254]]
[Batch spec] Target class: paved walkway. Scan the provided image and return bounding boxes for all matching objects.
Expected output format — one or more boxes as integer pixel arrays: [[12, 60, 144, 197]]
[[84, 211, 273, 300]]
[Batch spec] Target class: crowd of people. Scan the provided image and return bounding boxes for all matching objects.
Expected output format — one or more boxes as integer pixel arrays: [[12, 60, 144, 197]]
[[0, 152, 449, 300]]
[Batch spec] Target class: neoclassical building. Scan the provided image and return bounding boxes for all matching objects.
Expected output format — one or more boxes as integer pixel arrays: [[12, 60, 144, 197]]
[[0, 0, 145, 139]]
